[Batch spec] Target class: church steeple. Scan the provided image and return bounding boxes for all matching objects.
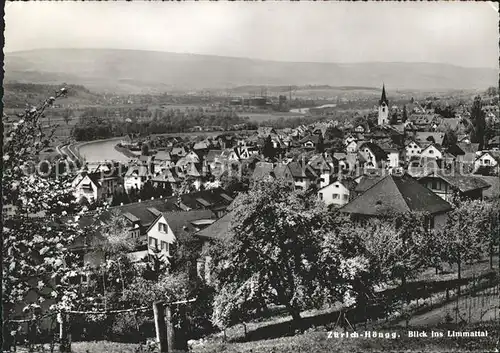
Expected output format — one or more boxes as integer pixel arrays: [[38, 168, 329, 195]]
[[378, 83, 389, 126], [379, 83, 389, 105]]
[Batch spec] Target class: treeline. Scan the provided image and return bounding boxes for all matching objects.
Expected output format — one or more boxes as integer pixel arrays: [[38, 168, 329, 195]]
[[209, 180, 500, 330], [3, 82, 103, 108], [71, 113, 254, 141]]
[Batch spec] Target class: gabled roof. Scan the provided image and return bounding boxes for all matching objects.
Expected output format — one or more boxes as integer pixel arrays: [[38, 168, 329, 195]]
[[125, 165, 149, 177], [421, 143, 444, 154], [78, 197, 181, 231], [415, 132, 445, 145], [205, 149, 223, 163], [169, 188, 234, 211], [75, 172, 102, 189], [273, 163, 293, 180], [145, 209, 215, 241], [354, 174, 384, 194], [299, 135, 320, 145], [359, 142, 388, 161], [420, 171, 491, 193], [196, 211, 233, 241], [252, 162, 275, 180], [448, 143, 480, 156], [154, 150, 173, 161], [342, 173, 452, 216], [161, 209, 215, 242], [308, 154, 335, 171], [287, 161, 316, 179], [476, 151, 500, 163]]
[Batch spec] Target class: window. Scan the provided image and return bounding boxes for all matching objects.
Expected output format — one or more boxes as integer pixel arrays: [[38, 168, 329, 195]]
[[484, 159, 491, 165], [343, 194, 349, 200], [431, 180, 438, 189], [333, 194, 339, 199], [161, 241, 167, 251], [149, 237, 158, 248], [158, 223, 168, 233], [429, 150, 434, 154], [319, 193, 323, 200]]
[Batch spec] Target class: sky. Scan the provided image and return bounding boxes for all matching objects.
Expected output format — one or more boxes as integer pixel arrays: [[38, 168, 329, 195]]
[[4, 1, 499, 69]]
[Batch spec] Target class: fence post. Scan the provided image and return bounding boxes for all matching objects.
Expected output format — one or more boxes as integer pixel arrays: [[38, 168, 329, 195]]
[[58, 312, 70, 353], [165, 305, 175, 352], [153, 301, 168, 353], [174, 305, 189, 352]]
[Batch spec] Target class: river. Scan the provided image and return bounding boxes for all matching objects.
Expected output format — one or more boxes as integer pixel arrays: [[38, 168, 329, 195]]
[[289, 103, 337, 114], [76, 137, 132, 164]]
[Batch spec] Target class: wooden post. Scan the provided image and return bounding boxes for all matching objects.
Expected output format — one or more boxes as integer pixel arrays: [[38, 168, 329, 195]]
[[165, 305, 175, 352], [174, 305, 189, 352], [153, 301, 168, 353], [58, 312, 70, 353]]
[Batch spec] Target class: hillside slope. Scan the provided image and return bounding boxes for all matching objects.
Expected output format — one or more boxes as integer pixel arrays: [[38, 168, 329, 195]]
[[4, 48, 497, 93]]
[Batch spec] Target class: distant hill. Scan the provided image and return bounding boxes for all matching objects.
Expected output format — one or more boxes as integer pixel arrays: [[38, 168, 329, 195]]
[[4, 48, 497, 94]]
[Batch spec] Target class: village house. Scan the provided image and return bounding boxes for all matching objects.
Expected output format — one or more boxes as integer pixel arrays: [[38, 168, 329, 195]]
[[358, 142, 388, 169], [474, 151, 500, 175], [153, 150, 175, 170], [72, 165, 123, 203], [307, 154, 339, 188], [124, 165, 152, 192], [318, 180, 351, 207], [299, 135, 320, 149], [341, 172, 452, 230], [251, 162, 275, 186], [420, 143, 444, 160], [418, 171, 491, 202], [447, 142, 480, 164], [146, 210, 216, 261], [346, 140, 358, 153], [287, 161, 317, 190], [195, 211, 233, 283], [404, 140, 423, 161], [273, 163, 295, 187], [415, 132, 445, 146]]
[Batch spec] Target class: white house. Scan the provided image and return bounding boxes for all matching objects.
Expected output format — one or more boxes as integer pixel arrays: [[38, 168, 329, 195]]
[[318, 181, 350, 207], [146, 210, 215, 260], [124, 165, 150, 192], [346, 140, 358, 153], [405, 140, 422, 161], [385, 149, 400, 169], [474, 151, 500, 173], [420, 144, 443, 160], [72, 173, 103, 203]]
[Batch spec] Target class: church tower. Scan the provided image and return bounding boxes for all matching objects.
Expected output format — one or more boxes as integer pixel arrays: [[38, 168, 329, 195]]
[[378, 84, 389, 125]]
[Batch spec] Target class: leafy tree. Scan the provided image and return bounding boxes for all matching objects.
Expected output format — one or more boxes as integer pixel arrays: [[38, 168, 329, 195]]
[[141, 143, 150, 156], [209, 179, 328, 329], [470, 95, 486, 150], [2, 88, 94, 349], [390, 111, 398, 125], [325, 126, 343, 140], [262, 135, 276, 160], [365, 212, 431, 302], [441, 200, 494, 282], [63, 108, 73, 125], [486, 86, 498, 97], [443, 126, 458, 147], [402, 105, 408, 123], [316, 133, 325, 153]]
